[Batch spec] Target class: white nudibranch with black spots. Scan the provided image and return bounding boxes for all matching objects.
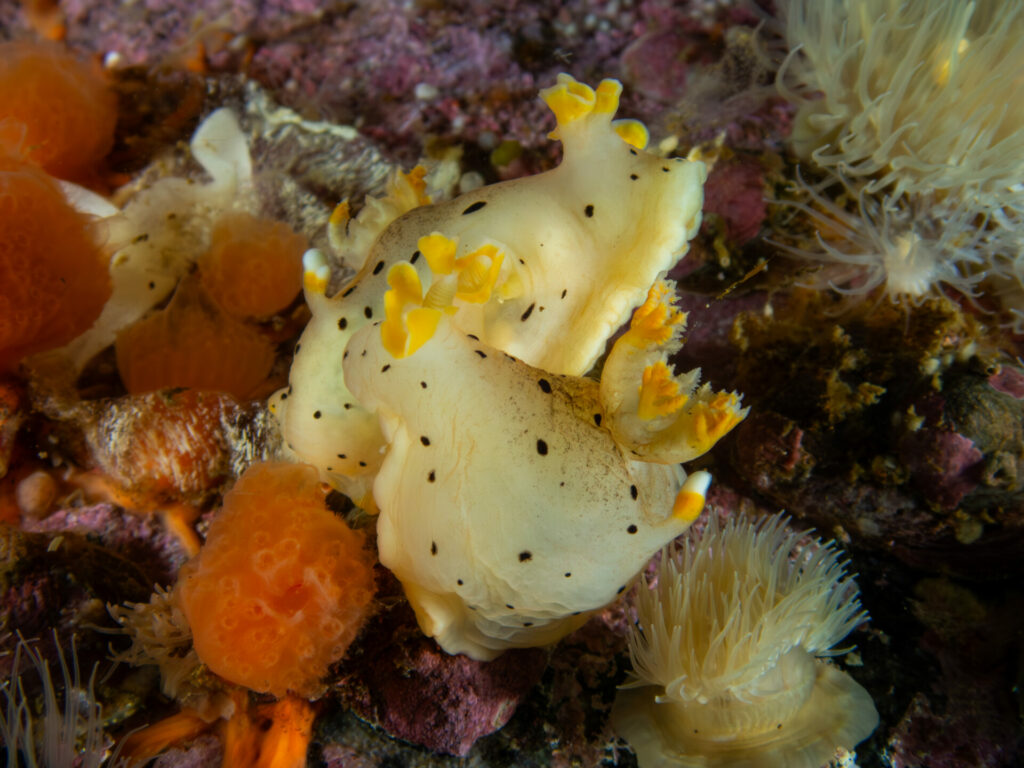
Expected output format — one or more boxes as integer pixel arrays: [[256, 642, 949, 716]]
[[344, 268, 713, 659], [272, 74, 747, 658]]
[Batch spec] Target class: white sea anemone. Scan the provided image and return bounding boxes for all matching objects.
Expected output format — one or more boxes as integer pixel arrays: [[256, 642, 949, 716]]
[[612, 513, 878, 768], [108, 585, 198, 701], [0, 633, 124, 768], [773, 171, 986, 304], [777, 0, 1024, 214]]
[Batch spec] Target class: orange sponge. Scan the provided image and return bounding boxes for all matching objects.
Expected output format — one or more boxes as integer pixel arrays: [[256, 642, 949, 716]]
[[114, 279, 275, 399], [0, 153, 110, 371], [0, 41, 116, 181], [200, 211, 306, 319], [175, 462, 375, 698]]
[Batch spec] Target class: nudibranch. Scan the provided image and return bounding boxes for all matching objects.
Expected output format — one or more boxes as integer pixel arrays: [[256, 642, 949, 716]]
[[58, 108, 256, 373], [272, 74, 746, 658], [271, 74, 707, 506], [343, 256, 743, 659]]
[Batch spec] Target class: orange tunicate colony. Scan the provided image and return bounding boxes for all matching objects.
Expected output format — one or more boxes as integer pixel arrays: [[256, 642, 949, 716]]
[[114, 279, 276, 399], [0, 41, 116, 181], [0, 153, 111, 371], [200, 211, 307, 319], [174, 462, 375, 698]]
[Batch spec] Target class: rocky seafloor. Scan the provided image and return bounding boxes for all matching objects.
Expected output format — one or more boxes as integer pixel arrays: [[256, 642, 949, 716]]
[[2, 1, 1024, 767]]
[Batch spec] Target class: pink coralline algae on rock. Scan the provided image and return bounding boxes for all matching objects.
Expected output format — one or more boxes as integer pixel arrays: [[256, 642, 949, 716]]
[[898, 402, 984, 511], [24, 502, 191, 586], [0, 520, 153, 665], [621, 28, 709, 103], [884, 579, 1024, 768], [335, 580, 548, 756], [152, 734, 223, 768], [33, 0, 777, 168], [700, 155, 767, 245], [988, 365, 1024, 400]]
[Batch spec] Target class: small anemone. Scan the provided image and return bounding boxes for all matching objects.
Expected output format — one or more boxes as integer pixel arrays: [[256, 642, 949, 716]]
[[771, 170, 987, 305], [612, 513, 878, 768], [108, 585, 200, 702], [0, 632, 126, 768]]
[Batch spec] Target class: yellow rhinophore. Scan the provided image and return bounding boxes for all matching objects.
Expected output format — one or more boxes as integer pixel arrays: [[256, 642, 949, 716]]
[[419, 232, 506, 304], [540, 74, 600, 133], [381, 262, 442, 359]]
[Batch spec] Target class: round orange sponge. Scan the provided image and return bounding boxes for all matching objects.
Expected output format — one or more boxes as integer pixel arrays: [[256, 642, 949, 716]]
[[114, 279, 275, 399], [175, 461, 375, 698], [200, 211, 306, 319], [0, 153, 111, 371], [0, 41, 117, 181]]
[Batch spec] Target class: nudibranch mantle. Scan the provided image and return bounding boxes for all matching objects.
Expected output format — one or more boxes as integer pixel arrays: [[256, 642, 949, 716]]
[[271, 74, 707, 505], [345, 309, 707, 660]]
